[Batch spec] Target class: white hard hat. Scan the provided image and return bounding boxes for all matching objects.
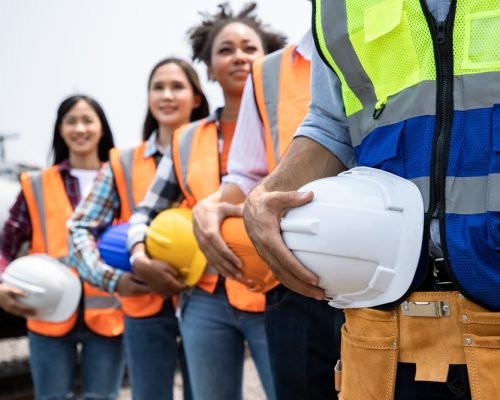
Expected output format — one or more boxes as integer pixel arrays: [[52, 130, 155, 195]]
[[2, 254, 82, 322], [280, 167, 424, 308]]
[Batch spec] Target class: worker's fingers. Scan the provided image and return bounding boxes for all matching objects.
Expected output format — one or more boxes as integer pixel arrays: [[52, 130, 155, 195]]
[[244, 187, 324, 299]]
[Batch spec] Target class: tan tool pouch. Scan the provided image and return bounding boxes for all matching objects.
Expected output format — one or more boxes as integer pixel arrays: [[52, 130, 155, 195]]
[[460, 294, 500, 400], [339, 308, 398, 400], [338, 292, 500, 400]]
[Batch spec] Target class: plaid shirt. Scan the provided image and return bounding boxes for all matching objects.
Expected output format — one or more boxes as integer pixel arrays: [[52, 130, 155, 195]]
[[0, 161, 81, 274], [127, 149, 183, 252], [67, 134, 169, 293]]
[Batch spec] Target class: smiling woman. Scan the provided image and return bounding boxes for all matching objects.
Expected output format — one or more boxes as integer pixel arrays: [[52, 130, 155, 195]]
[[0, 94, 124, 400], [125, 3, 287, 400]]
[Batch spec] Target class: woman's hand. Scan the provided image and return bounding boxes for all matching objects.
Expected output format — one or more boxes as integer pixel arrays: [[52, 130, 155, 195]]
[[132, 253, 187, 298], [0, 283, 37, 318], [115, 272, 151, 297], [193, 197, 243, 279]]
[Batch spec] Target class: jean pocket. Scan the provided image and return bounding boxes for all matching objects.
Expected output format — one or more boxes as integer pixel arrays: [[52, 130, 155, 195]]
[[462, 10, 500, 70], [339, 309, 398, 400], [462, 309, 500, 399], [265, 285, 290, 311]]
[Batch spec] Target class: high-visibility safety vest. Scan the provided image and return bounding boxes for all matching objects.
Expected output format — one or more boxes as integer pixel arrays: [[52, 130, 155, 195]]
[[314, 0, 500, 310], [248, 44, 312, 292], [172, 115, 266, 312], [109, 142, 164, 317], [252, 43, 311, 169], [20, 166, 124, 337]]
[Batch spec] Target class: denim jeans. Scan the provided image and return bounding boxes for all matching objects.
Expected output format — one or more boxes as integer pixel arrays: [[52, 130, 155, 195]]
[[395, 363, 471, 399], [179, 284, 275, 400], [28, 320, 124, 400], [265, 285, 344, 400], [123, 301, 191, 400]]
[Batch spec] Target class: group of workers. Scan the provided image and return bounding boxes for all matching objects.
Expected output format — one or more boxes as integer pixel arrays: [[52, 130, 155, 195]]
[[0, 1, 499, 400]]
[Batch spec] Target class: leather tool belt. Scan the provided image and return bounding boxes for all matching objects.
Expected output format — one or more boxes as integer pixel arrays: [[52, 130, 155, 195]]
[[336, 291, 500, 400]]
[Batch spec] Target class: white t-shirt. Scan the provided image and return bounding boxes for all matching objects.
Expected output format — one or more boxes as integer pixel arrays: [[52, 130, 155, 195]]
[[70, 169, 98, 200]]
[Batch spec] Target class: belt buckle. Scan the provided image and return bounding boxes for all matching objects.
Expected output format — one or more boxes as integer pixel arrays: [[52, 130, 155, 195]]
[[400, 300, 450, 317]]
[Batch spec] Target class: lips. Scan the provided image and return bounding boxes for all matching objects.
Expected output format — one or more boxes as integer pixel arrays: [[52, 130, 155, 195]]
[[230, 69, 249, 77]]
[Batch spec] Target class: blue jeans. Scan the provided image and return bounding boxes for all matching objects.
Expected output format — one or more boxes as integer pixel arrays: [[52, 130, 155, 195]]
[[28, 320, 124, 400], [395, 363, 471, 399], [265, 285, 344, 400], [123, 301, 191, 400], [179, 284, 275, 400]]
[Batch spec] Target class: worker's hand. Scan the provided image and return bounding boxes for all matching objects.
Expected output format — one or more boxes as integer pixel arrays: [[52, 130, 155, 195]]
[[244, 185, 326, 300], [115, 272, 151, 297], [0, 283, 37, 318], [132, 254, 187, 298], [192, 198, 243, 279]]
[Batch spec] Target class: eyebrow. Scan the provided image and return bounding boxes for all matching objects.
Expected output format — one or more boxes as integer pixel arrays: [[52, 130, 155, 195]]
[[217, 38, 254, 46]]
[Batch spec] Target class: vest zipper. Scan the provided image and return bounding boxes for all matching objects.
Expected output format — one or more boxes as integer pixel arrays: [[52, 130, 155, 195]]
[[420, 1, 457, 283]]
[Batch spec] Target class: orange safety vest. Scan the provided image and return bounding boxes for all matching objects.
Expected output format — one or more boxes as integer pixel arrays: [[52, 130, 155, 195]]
[[230, 45, 311, 293], [252, 44, 311, 169], [172, 116, 265, 312], [20, 166, 123, 337], [109, 142, 164, 317]]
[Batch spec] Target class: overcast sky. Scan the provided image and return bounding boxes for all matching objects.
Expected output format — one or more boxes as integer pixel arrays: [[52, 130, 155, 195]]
[[0, 0, 311, 167]]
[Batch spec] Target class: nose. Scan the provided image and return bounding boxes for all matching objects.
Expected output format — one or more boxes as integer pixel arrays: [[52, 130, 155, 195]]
[[162, 88, 174, 99], [233, 48, 249, 64], [75, 121, 86, 132]]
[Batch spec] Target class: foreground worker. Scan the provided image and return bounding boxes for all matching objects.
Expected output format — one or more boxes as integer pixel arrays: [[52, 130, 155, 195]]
[[244, 1, 500, 399]]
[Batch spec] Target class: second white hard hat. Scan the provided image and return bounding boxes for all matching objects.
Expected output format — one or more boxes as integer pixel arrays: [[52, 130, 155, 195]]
[[2, 254, 82, 322], [280, 167, 424, 308]]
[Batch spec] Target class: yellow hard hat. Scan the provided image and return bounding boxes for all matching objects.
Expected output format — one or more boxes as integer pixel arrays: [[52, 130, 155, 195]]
[[146, 208, 207, 286], [220, 217, 278, 293]]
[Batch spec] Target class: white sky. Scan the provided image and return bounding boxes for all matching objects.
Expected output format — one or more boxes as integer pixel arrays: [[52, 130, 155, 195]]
[[0, 0, 311, 167]]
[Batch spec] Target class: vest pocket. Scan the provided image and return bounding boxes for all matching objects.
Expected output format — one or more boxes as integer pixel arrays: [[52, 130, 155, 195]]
[[462, 10, 500, 70], [488, 105, 500, 250], [356, 121, 406, 176], [351, 0, 419, 104]]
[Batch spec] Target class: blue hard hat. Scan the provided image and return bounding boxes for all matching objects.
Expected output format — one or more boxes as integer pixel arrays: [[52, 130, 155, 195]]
[[97, 222, 132, 272]]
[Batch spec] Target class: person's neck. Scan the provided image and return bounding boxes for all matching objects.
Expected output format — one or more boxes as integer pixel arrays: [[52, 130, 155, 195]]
[[69, 153, 100, 170], [220, 94, 241, 122], [156, 125, 175, 150]]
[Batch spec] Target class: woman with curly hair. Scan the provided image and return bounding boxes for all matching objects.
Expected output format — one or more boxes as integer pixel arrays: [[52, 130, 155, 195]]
[[127, 3, 287, 399]]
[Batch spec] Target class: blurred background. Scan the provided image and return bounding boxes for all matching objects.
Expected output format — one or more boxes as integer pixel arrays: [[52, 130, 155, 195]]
[[0, 0, 311, 167]]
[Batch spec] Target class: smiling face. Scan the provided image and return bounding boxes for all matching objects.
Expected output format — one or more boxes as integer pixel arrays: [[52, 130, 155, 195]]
[[148, 62, 201, 130], [59, 99, 103, 159], [208, 21, 265, 96]]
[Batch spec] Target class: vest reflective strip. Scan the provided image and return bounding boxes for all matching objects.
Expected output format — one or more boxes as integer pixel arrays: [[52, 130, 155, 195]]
[[118, 148, 135, 214], [314, 0, 375, 110], [260, 49, 283, 165], [349, 72, 500, 147], [410, 175, 500, 215], [85, 296, 121, 310], [178, 120, 205, 200], [27, 173, 49, 252]]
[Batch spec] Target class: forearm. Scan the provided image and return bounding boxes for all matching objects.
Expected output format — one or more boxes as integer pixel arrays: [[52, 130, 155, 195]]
[[260, 136, 347, 193], [67, 168, 122, 293], [219, 182, 246, 204], [68, 227, 122, 293]]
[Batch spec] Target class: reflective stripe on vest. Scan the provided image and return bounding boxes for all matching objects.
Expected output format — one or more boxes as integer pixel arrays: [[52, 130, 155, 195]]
[[110, 142, 157, 221], [172, 117, 266, 312], [314, 0, 500, 309], [172, 116, 220, 207], [20, 166, 124, 336], [253, 44, 311, 169], [109, 143, 164, 318]]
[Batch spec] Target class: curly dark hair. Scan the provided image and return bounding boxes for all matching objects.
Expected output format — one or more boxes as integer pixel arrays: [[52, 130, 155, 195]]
[[188, 2, 287, 65]]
